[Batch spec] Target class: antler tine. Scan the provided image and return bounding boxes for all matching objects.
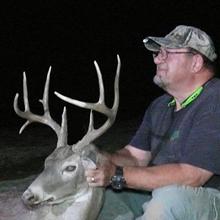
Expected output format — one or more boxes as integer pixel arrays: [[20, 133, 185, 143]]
[[23, 71, 30, 111], [39, 66, 51, 115], [14, 72, 30, 134], [13, 67, 68, 148], [112, 54, 121, 113], [58, 107, 68, 147], [55, 55, 121, 149]]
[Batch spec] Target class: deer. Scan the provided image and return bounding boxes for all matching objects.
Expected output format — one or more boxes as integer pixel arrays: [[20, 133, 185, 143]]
[[11, 55, 121, 220]]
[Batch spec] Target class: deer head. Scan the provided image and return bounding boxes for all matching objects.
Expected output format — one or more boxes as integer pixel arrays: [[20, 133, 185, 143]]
[[13, 55, 121, 209]]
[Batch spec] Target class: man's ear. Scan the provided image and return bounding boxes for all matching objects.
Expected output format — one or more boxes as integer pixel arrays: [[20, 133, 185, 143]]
[[191, 54, 204, 73]]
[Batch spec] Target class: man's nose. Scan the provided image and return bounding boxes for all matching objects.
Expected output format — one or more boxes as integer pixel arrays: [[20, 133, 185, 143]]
[[153, 55, 164, 64]]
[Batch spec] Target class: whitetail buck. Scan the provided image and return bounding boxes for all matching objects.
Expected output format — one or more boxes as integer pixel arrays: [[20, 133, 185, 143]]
[[11, 55, 121, 220]]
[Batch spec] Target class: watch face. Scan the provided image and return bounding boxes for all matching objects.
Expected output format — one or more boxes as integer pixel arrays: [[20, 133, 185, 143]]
[[110, 166, 126, 190], [110, 175, 126, 190]]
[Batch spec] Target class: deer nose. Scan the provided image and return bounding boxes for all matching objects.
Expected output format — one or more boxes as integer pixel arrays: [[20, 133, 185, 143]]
[[22, 189, 39, 206]]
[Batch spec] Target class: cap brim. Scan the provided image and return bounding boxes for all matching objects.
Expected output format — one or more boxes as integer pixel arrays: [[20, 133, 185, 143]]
[[143, 37, 181, 51]]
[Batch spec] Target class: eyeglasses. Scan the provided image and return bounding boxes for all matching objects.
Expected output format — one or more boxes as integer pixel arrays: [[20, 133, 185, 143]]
[[152, 49, 196, 60]]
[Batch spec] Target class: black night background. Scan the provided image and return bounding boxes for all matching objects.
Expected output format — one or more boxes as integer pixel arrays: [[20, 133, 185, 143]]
[[1, 0, 220, 179]]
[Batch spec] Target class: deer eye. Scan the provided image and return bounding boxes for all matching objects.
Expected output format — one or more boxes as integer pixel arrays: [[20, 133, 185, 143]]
[[64, 165, 76, 172]]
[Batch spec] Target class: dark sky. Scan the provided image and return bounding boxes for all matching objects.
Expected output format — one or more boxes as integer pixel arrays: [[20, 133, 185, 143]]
[[1, 1, 220, 128]]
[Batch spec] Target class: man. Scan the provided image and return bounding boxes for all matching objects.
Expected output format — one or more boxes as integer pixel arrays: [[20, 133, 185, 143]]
[[86, 25, 220, 219]]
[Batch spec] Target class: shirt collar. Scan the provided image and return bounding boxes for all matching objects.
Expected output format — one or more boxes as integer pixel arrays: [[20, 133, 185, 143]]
[[168, 86, 203, 108]]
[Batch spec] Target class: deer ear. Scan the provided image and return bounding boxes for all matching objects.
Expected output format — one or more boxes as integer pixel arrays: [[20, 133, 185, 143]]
[[82, 157, 97, 169], [81, 151, 97, 169]]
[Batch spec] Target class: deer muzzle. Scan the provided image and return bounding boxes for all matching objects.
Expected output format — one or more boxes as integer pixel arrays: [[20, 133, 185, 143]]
[[22, 189, 54, 208]]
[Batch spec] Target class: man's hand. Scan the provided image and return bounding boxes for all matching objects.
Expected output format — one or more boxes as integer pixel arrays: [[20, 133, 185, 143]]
[[85, 156, 116, 187]]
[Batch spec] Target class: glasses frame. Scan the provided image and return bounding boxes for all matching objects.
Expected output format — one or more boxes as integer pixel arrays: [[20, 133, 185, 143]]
[[152, 48, 196, 60]]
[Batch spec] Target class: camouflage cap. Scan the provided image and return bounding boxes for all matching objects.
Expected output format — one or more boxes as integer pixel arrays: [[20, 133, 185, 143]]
[[143, 25, 217, 61]]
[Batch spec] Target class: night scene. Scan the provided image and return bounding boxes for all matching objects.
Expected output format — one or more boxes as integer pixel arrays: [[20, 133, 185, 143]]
[[0, 1, 220, 219]]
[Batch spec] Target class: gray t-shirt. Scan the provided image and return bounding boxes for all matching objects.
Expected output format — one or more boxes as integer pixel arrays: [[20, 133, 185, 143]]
[[130, 78, 220, 187]]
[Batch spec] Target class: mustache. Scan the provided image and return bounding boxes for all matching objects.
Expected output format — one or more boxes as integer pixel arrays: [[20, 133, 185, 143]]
[[156, 65, 167, 71]]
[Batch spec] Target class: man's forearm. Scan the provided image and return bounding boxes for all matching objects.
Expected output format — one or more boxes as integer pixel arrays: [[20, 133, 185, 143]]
[[123, 163, 213, 191]]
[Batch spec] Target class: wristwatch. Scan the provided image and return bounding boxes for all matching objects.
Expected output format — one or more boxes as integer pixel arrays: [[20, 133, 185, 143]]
[[110, 166, 126, 190]]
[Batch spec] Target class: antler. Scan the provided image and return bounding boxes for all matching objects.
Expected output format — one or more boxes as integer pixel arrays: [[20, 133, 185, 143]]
[[54, 55, 121, 150], [13, 67, 68, 148]]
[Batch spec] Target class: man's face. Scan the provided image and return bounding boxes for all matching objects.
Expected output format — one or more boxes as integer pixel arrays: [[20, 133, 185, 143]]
[[152, 47, 195, 92]]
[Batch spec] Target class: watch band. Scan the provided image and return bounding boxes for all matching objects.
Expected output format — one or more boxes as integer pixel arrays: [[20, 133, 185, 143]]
[[115, 165, 123, 176]]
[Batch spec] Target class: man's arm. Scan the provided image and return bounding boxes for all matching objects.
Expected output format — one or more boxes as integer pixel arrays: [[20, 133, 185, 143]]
[[85, 144, 151, 186], [123, 163, 213, 191], [86, 145, 213, 190]]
